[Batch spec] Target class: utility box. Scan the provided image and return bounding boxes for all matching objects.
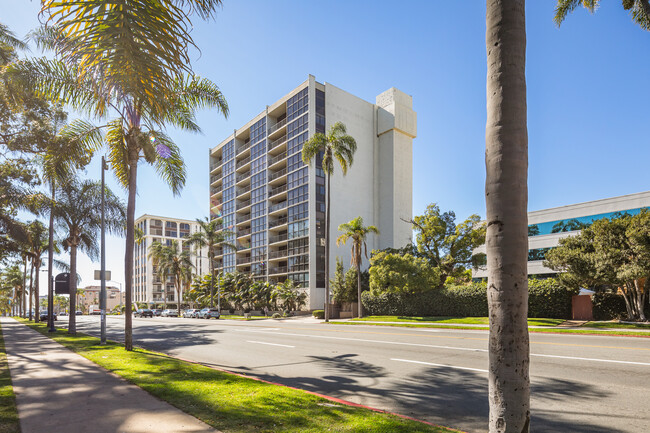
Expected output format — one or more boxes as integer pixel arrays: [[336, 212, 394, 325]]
[[55, 273, 71, 294]]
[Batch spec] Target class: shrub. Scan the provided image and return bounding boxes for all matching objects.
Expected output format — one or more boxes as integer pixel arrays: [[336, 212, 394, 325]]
[[362, 279, 576, 319], [272, 312, 282, 319], [312, 309, 325, 319]]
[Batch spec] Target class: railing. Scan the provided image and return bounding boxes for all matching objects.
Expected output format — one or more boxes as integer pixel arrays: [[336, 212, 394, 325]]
[[236, 199, 251, 210], [269, 168, 287, 182], [236, 142, 251, 155], [268, 117, 287, 134], [269, 266, 288, 274], [236, 214, 250, 224], [269, 233, 288, 243], [268, 250, 288, 259], [237, 244, 251, 251], [268, 134, 287, 151], [268, 151, 287, 166], [236, 172, 250, 183], [269, 184, 287, 197], [268, 217, 288, 228], [236, 155, 251, 168], [288, 246, 309, 256], [211, 185, 223, 195], [236, 185, 250, 196], [237, 228, 251, 237], [210, 159, 223, 171], [288, 263, 309, 272], [210, 174, 221, 184], [236, 257, 251, 265], [268, 201, 287, 213]]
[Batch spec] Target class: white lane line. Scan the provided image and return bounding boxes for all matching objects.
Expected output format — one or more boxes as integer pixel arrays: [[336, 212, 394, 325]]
[[247, 340, 295, 348], [391, 358, 488, 373], [531, 353, 650, 367], [234, 329, 649, 367]]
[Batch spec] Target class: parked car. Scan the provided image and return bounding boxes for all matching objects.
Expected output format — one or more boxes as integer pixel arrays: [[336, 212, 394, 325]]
[[198, 308, 220, 319], [152, 309, 163, 316], [75, 310, 83, 315], [59, 311, 68, 317], [161, 309, 178, 317], [134, 309, 154, 318], [183, 309, 200, 318], [39, 311, 57, 321]]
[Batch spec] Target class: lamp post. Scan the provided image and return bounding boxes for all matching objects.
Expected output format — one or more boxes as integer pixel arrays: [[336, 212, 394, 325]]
[[100, 156, 108, 345]]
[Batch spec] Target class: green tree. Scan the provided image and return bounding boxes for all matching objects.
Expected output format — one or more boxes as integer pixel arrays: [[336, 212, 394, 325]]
[[330, 258, 347, 303], [302, 122, 357, 322], [148, 240, 194, 317], [545, 212, 650, 321], [409, 204, 486, 286], [273, 279, 307, 313], [10, 1, 228, 351], [336, 216, 378, 318], [1, 264, 24, 316], [54, 178, 125, 334], [24, 220, 49, 322], [369, 251, 441, 296], [555, 0, 650, 29], [186, 217, 234, 308], [485, 1, 530, 430]]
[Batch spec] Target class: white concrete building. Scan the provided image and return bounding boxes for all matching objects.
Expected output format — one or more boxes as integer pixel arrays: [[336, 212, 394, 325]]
[[209, 76, 416, 309], [133, 215, 210, 304], [473, 191, 650, 279]]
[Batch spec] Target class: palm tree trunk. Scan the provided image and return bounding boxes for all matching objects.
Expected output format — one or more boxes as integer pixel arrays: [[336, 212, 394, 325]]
[[209, 251, 214, 308], [29, 261, 34, 321], [35, 260, 40, 322], [486, 1, 530, 432], [324, 173, 331, 322], [68, 244, 77, 335], [124, 158, 137, 351], [22, 257, 27, 317], [357, 259, 362, 318]]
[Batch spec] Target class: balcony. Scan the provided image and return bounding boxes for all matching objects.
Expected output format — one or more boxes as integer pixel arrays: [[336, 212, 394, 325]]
[[288, 263, 309, 273], [236, 257, 251, 265], [211, 185, 223, 195], [237, 244, 251, 252], [236, 142, 251, 155], [210, 174, 222, 185], [269, 250, 288, 259], [268, 151, 287, 167], [236, 155, 251, 170], [236, 171, 250, 184], [269, 217, 288, 229], [236, 184, 251, 197], [269, 266, 288, 275], [236, 214, 251, 224], [210, 158, 223, 172], [268, 201, 287, 214], [269, 233, 288, 244], [236, 199, 251, 211], [269, 117, 287, 135], [269, 168, 287, 182], [268, 134, 287, 152], [269, 184, 287, 198], [237, 228, 251, 237]]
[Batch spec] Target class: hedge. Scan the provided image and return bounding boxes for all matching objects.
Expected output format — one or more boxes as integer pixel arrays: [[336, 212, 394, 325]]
[[362, 279, 578, 319], [592, 292, 650, 320]]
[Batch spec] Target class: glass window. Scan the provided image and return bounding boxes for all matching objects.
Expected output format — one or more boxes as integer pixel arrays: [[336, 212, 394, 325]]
[[165, 221, 177, 237], [287, 87, 308, 121], [288, 272, 309, 288], [252, 202, 265, 219], [223, 159, 235, 176], [288, 167, 308, 189], [288, 254, 309, 272], [251, 216, 266, 233], [288, 220, 308, 239], [288, 131, 309, 156], [528, 208, 645, 237], [250, 117, 267, 144], [223, 140, 234, 161], [288, 185, 308, 206], [287, 114, 308, 140], [251, 186, 266, 204], [251, 156, 266, 175], [287, 153, 305, 173], [251, 171, 266, 189], [251, 232, 266, 248], [223, 173, 235, 189], [288, 237, 309, 256], [251, 139, 266, 160]]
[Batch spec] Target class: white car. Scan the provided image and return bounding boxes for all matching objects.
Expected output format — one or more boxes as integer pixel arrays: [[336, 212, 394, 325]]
[[161, 309, 179, 317]]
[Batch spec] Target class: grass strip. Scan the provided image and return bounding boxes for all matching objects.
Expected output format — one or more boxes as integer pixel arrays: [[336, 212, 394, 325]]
[[20, 320, 459, 433], [333, 321, 650, 337], [351, 316, 564, 327], [0, 322, 21, 433], [584, 321, 650, 330]]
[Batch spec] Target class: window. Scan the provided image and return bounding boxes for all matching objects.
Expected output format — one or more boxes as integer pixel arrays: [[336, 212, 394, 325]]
[[288, 272, 309, 288], [150, 219, 163, 236], [251, 186, 266, 204], [288, 237, 308, 256], [179, 223, 190, 238], [165, 221, 177, 237], [223, 159, 235, 176], [288, 167, 308, 189], [222, 200, 235, 215], [251, 139, 266, 160], [287, 114, 308, 140], [288, 202, 308, 222], [288, 131, 309, 156], [251, 232, 266, 248], [288, 254, 309, 272], [288, 220, 308, 239], [252, 202, 265, 219], [288, 185, 308, 206], [287, 87, 308, 121], [250, 117, 266, 144], [251, 156, 266, 175], [252, 247, 267, 263], [287, 153, 305, 173], [223, 140, 234, 161], [223, 186, 235, 202], [251, 171, 266, 189], [251, 216, 266, 233], [223, 173, 235, 189]]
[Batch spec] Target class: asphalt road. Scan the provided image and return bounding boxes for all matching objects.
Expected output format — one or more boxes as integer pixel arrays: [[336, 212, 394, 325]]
[[61, 315, 650, 433]]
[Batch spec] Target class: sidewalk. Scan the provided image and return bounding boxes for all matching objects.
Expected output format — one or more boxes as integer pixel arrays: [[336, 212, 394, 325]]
[[1, 318, 220, 433]]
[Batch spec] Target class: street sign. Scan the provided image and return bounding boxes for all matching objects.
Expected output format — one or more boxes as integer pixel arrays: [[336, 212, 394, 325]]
[[94, 270, 111, 280], [55, 273, 70, 294]]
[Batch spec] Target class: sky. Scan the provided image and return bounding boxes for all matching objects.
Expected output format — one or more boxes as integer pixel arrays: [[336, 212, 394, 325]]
[[3, 1, 650, 292]]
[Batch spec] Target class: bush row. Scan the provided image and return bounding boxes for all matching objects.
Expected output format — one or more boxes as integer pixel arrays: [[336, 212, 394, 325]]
[[592, 292, 650, 320], [361, 279, 578, 319]]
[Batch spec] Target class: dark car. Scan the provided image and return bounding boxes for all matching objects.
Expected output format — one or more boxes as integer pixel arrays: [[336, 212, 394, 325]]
[[39, 311, 57, 321], [198, 308, 220, 319], [135, 309, 153, 318]]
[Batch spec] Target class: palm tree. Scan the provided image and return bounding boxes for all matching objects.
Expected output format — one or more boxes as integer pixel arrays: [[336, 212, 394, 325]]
[[485, 1, 530, 431], [302, 122, 357, 322], [148, 240, 194, 316], [8, 1, 228, 351], [24, 221, 49, 322], [2, 264, 24, 316], [336, 217, 378, 318], [186, 217, 234, 309], [54, 178, 125, 334], [555, 0, 650, 29]]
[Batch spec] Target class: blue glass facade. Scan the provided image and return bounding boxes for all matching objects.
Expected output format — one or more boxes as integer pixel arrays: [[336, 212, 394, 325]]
[[528, 208, 644, 237]]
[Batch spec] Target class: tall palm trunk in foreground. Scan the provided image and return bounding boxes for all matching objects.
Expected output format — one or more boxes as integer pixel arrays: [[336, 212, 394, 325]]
[[485, 1, 530, 432]]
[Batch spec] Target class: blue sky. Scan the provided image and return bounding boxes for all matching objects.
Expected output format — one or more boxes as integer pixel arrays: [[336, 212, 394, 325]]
[[3, 1, 650, 289]]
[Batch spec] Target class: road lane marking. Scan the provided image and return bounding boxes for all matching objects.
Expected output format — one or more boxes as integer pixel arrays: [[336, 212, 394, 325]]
[[531, 353, 650, 366], [391, 358, 488, 373], [247, 340, 295, 348], [234, 329, 650, 366]]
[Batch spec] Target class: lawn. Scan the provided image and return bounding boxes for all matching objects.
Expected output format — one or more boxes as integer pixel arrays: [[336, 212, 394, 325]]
[[20, 320, 460, 433], [0, 322, 20, 433]]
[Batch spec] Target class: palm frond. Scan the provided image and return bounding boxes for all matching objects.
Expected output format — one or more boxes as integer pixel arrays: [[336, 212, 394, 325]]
[[105, 119, 130, 190], [150, 133, 186, 196]]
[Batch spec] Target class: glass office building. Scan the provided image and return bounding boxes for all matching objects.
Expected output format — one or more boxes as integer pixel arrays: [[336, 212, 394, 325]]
[[209, 76, 417, 309]]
